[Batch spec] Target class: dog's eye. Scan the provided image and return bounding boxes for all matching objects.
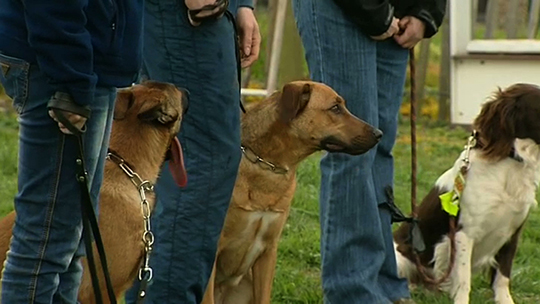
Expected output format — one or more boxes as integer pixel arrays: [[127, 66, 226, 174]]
[[329, 104, 342, 114]]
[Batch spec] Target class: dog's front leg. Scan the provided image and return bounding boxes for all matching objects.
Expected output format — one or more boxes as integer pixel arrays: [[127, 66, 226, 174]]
[[491, 225, 523, 304], [492, 269, 515, 304], [451, 231, 474, 304], [251, 245, 278, 304]]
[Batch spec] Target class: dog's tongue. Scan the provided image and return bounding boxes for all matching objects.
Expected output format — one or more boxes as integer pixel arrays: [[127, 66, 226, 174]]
[[169, 137, 188, 188]]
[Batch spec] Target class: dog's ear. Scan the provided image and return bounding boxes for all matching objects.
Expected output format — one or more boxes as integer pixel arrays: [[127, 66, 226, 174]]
[[278, 83, 312, 124], [473, 87, 519, 160], [114, 89, 135, 120], [138, 99, 179, 125]]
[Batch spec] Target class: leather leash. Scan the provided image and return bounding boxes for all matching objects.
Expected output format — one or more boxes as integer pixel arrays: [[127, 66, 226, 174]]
[[408, 48, 457, 286], [224, 9, 247, 114], [48, 94, 117, 304]]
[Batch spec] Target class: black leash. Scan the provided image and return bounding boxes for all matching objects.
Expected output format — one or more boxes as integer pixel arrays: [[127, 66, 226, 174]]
[[48, 93, 117, 304], [224, 9, 247, 113]]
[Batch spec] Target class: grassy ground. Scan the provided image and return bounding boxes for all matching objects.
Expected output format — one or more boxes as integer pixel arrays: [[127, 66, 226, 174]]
[[1, 113, 539, 303]]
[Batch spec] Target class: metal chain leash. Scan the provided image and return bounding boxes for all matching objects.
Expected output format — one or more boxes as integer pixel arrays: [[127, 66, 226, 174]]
[[137, 181, 155, 283], [106, 153, 155, 290]]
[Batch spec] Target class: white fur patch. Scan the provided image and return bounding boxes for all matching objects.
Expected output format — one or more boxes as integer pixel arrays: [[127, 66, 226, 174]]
[[492, 270, 514, 304], [241, 211, 281, 274]]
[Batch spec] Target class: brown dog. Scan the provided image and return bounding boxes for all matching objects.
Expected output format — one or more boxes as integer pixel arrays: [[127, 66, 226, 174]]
[[0, 81, 188, 303], [202, 81, 382, 304]]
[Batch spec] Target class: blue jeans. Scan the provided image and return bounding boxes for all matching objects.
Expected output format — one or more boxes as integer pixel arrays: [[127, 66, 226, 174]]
[[293, 1, 410, 303], [124, 1, 241, 303], [0, 53, 116, 303]]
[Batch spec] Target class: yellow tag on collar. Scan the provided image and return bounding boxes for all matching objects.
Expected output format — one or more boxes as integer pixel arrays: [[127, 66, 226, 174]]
[[440, 192, 459, 216]]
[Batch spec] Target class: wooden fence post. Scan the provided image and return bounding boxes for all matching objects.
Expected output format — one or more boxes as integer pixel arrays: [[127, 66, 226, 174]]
[[506, 0, 520, 38], [471, 0, 479, 35], [277, 0, 306, 87], [485, 0, 500, 38], [415, 39, 431, 109], [438, 1, 451, 122], [265, 0, 287, 94], [528, 0, 540, 38]]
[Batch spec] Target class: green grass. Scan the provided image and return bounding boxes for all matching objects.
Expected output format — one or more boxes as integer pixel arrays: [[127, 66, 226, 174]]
[[2, 113, 539, 304], [0, 112, 18, 214]]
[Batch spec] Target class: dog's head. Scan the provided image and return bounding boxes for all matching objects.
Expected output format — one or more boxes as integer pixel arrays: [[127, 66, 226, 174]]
[[276, 81, 382, 155], [113, 80, 188, 132], [111, 80, 189, 186], [473, 83, 540, 161]]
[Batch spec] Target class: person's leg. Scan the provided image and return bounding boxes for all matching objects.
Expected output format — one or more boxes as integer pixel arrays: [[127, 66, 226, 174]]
[[124, 0, 241, 303], [0, 53, 116, 303], [53, 86, 117, 303], [294, 1, 391, 303], [373, 39, 411, 302]]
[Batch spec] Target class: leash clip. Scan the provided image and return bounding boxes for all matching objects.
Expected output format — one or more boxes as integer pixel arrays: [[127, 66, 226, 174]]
[[461, 130, 478, 171]]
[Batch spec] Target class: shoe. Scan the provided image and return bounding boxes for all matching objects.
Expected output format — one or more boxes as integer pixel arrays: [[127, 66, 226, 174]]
[[393, 299, 416, 304]]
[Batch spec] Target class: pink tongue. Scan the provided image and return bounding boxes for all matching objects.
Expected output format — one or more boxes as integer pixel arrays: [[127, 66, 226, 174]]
[[169, 137, 188, 187]]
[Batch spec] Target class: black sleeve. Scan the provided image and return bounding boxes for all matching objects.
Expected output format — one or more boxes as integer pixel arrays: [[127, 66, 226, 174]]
[[407, 0, 447, 38], [332, 0, 394, 37]]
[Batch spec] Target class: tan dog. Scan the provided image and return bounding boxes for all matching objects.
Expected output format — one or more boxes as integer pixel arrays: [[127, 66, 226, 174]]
[[202, 81, 382, 304], [0, 81, 188, 303]]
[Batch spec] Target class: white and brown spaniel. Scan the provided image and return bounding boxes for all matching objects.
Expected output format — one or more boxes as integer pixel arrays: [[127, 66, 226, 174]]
[[393, 83, 540, 304]]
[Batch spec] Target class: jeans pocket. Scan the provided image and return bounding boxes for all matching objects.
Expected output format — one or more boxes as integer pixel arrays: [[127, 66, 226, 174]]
[[0, 53, 30, 114]]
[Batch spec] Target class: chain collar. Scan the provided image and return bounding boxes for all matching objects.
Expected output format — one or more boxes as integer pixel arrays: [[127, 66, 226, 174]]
[[240, 145, 288, 174], [106, 151, 154, 283]]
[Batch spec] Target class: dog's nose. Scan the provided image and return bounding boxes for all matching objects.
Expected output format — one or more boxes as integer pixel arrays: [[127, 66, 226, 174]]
[[373, 129, 383, 140]]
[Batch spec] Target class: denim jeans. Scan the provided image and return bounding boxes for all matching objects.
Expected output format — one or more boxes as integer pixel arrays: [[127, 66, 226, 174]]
[[0, 53, 116, 304], [124, 0, 241, 303], [293, 1, 410, 303]]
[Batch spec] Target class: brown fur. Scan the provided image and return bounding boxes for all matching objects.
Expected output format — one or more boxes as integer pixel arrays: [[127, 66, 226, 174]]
[[202, 81, 382, 304], [473, 83, 540, 161], [0, 81, 187, 303]]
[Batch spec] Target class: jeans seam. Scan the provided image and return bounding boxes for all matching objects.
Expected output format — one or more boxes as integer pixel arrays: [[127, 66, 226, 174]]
[[156, 2, 177, 298], [28, 135, 65, 303], [16, 63, 30, 114], [321, 154, 335, 297]]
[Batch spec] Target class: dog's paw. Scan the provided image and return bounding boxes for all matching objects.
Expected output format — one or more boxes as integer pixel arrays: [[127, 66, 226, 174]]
[[494, 295, 515, 304]]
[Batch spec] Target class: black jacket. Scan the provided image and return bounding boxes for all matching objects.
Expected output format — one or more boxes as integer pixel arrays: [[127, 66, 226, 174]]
[[333, 0, 447, 38]]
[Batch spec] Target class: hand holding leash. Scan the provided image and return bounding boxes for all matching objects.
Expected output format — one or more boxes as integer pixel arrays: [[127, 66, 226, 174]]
[[394, 16, 426, 49], [185, 0, 229, 26], [49, 111, 87, 134], [371, 17, 400, 41], [47, 92, 91, 135]]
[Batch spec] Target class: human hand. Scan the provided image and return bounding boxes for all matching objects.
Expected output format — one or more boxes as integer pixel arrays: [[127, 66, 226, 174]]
[[371, 17, 400, 41], [237, 7, 261, 68], [185, 0, 228, 26], [394, 16, 426, 49], [48, 110, 87, 135]]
